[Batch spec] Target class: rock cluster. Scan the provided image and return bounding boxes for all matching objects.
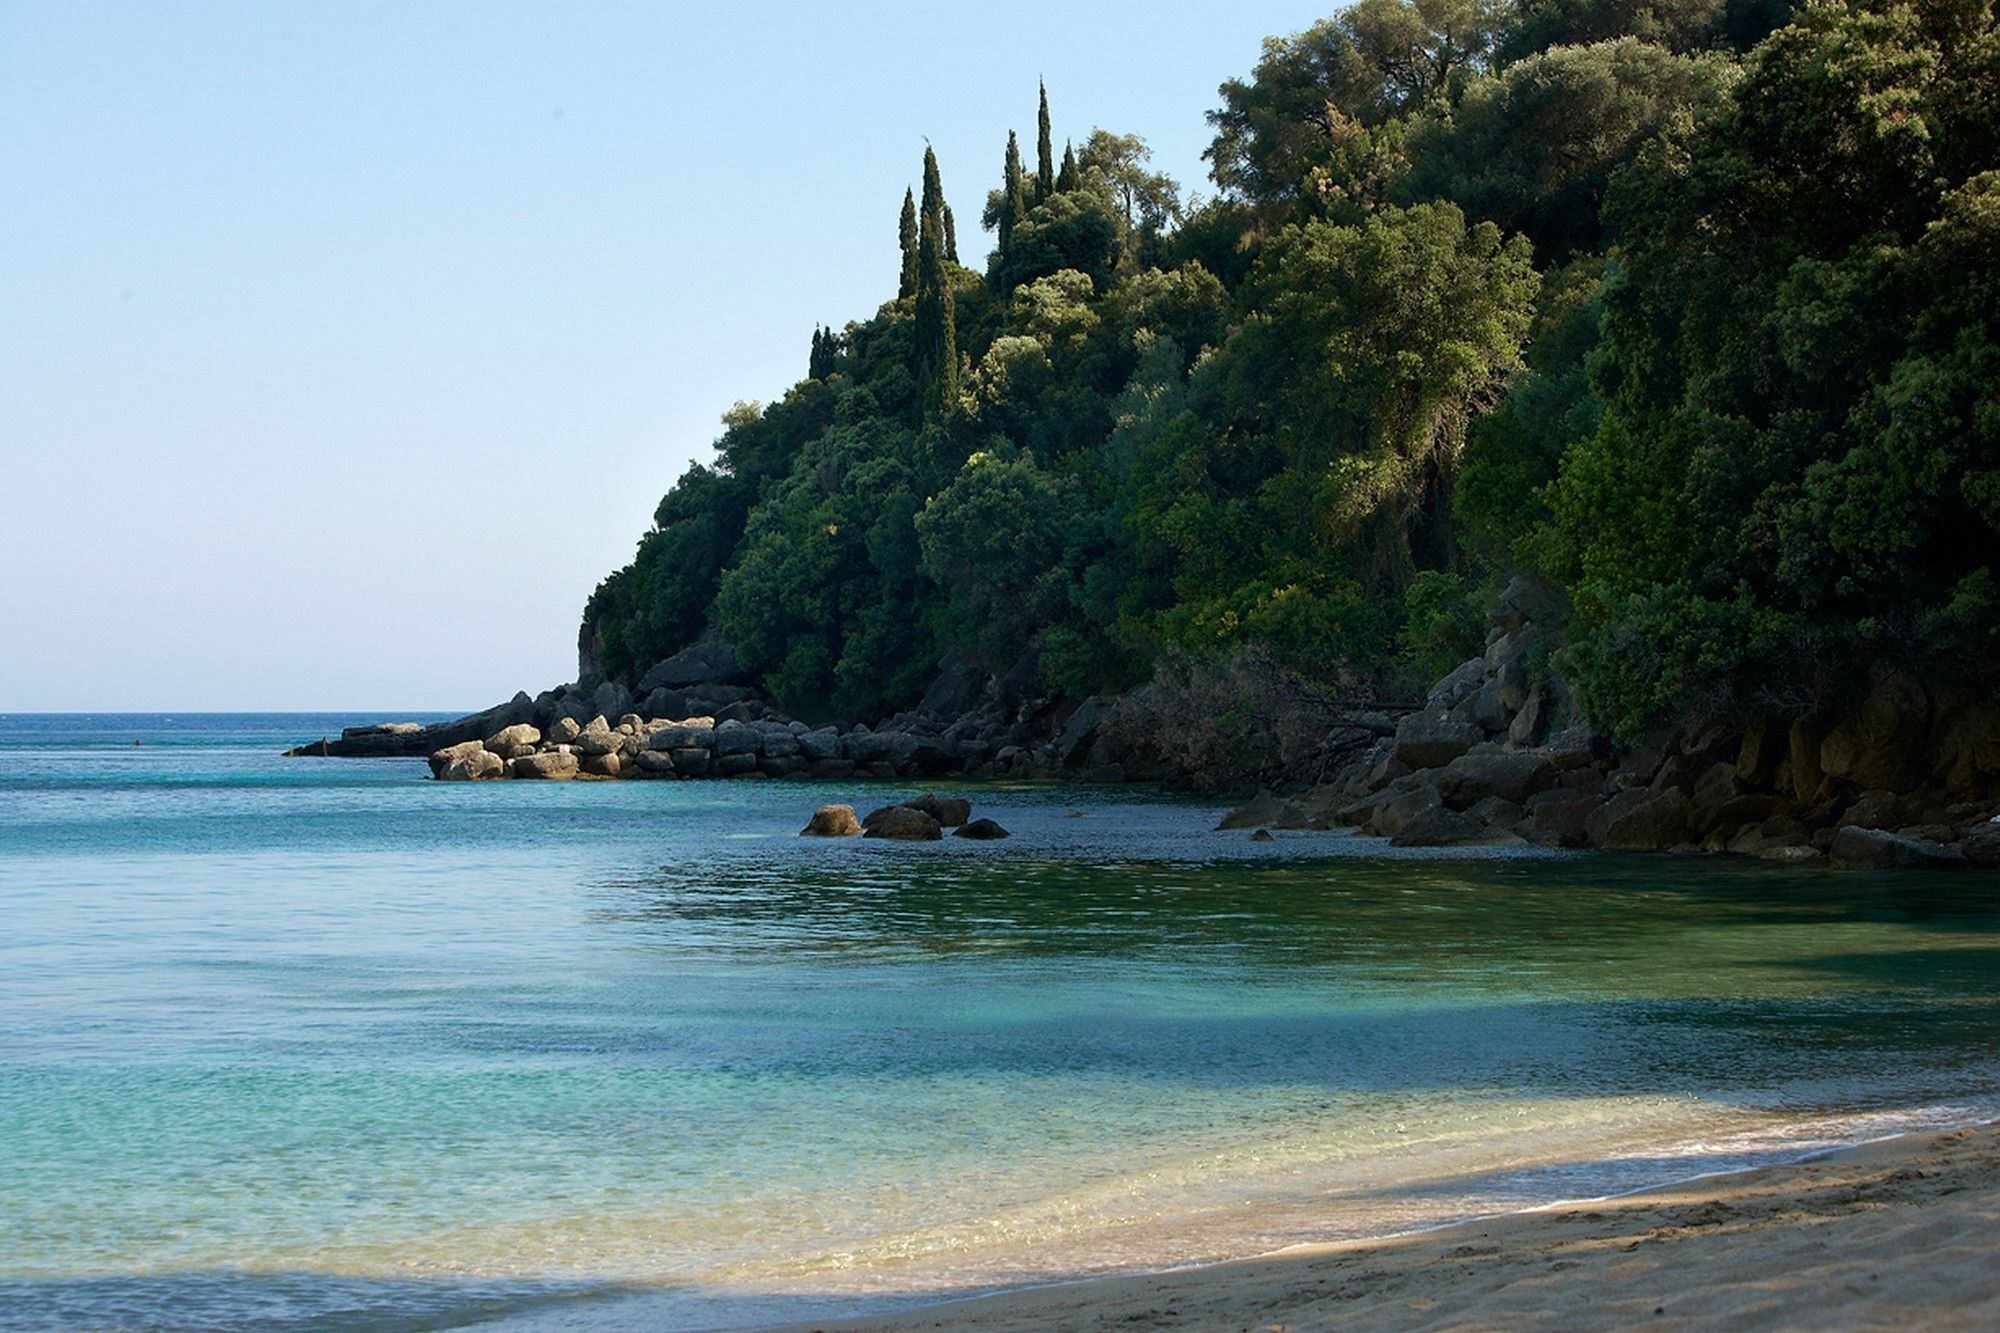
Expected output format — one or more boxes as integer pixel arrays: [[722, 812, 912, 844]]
[[1219, 580, 2000, 870], [801, 795, 1007, 841]]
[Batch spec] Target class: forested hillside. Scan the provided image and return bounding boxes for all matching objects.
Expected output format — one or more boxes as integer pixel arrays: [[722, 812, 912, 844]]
[[580, 0, 1998, 740]]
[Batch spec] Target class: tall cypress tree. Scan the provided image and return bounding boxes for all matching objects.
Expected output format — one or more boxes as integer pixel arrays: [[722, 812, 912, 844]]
[[1000, 129, 1026, 253], [942, 203, 958, 264], [1056, 140, 1079, 193], [912, 146, 957, 421], [1035, 80, 1054, 203], [897, 187, 919, 299]]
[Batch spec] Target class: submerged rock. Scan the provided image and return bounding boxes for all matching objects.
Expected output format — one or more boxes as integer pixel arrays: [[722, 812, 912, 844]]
[[1217, 790, 1308, 831], [955, 817, 1010, 840]]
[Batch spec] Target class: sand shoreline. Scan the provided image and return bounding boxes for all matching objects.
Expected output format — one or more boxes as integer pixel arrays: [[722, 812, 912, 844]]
[[774, 1120, 2000, 1331]]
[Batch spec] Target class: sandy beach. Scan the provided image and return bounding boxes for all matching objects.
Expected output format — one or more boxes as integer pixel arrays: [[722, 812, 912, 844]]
[[791, 1122, 2000, 1332]]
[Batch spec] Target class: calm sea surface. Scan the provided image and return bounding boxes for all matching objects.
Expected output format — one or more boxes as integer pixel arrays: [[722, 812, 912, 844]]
[[3, 713, 1998, 1330]]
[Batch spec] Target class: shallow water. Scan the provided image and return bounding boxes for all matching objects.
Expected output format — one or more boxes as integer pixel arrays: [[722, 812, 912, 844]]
[[3, 713, 1998, 1330]]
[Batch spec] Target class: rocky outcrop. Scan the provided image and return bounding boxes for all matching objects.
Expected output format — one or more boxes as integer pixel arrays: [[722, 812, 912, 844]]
[[862, 805, 943, 841]]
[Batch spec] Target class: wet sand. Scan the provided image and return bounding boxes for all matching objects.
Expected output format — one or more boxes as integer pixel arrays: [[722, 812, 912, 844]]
[[788, 1122, 2000, 1331]]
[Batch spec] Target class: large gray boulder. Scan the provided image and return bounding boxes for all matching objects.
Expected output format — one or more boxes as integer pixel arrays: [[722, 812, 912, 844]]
[[1829, 826, 1968, 870], [862, 806, 943, 841], [1426, 657, 1487, 712], [712, 720, 763, 757], [1584, 789, 1691, 851], [1394, 710, 1481, 770], [635, 633, 747, 693], [1435, 751, 1557, 808], [647, 719, 716, 751]]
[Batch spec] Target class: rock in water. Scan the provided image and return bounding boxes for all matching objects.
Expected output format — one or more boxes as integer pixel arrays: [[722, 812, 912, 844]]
[[862, 806, 943, 841], [801, 805, 862, 837], [442, 749, 506, 781], [1217, 790, 1308, 830], [954, 818, 1009, 840], [509, 751, 578, 780], [904, 793, 972, 827]]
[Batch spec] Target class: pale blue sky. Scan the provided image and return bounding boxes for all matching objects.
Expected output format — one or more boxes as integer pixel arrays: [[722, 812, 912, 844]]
[[1, 1, 1330, 710]]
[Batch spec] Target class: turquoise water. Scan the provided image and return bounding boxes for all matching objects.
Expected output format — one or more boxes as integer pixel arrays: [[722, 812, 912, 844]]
[[3, 714, 1998, 1330]]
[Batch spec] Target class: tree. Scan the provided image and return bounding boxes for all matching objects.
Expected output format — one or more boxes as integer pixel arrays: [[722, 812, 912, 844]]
[[1056, 141, 1080, 193], [1401, 37, 1738, 261], [999, 130, 1027, 252], [898, 187, 918, 298], [913, 146, 959, 420], [1036, 79, 1055, 202], [943, 203, 959, 263]]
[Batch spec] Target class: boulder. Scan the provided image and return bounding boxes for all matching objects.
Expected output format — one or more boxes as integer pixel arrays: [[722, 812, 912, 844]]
[[428, 739, 487, 778], [671, 748, 712, 777], [1434, 751, 1557, 808], [1508, 689, 1551, 747], [1365, 785, 1445, 839], [486, 723, 542, 758], [712, 720, 764, 756], [509, 751, 578, 780], [1491, 572, 1570, 633], [1962, 823, 2000, 870], [1425, 657, 1487, 712], [1545, 727, 1602, 771], [647, 720, 717, 751], [798, 727, 843, 761], [1053, 696, 1119, 769], [801, 804, 862, 837], [862, 806, 943, 841], [1829, 826, 1968, 870], [579, 751, 623, 778], [1524, 790, 1600, 847], [588, 681, 632, 723], [1467, 796, 1526, 829], [955, 818, 1010, 840], [635, 633, 747, 692], [713, 752, 760, 777], [441, 748, 506, 781], [918, 658, 988, 720], [633, 750, 679, 776], [547, 716, 582, 745], [1585, 789, 1691, 851], [1394, 710, 1481, 770], [1217, 790, 1309, 831], [1819, 668, 1930, 793], [902, 794, 972, 827], [574, 716, 622, 756], [1837, 790, 1904, 832], [1390, 807, 1508, 847], [807, 758, 857, 779]]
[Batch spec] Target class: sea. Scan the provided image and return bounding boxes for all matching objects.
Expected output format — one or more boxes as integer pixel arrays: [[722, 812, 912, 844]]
[[2, 712, 1998, 1330]]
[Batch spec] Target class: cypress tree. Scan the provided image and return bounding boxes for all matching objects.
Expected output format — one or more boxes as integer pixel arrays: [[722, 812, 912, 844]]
[[898, 187, 918, 299], [1035, 80, 1054, 203], [1057, 140, 1079, 193], [1000, 130, 1026, 253], [943, 203, 958, 264], [913, 147, 957, 421]]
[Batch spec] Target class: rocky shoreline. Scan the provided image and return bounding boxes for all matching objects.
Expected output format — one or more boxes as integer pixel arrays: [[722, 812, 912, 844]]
[[287, 578, 2000, 872]]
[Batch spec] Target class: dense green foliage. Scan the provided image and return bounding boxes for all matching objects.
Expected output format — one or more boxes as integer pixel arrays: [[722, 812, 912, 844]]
[[587, 1, 1997, 736]]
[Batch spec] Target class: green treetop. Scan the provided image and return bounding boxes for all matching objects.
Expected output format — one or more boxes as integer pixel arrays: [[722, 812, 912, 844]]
[[913, 146, 958, 420], [1056, 141, 1079, 192], [898, 187, 919, 298], [1036, 80, 1055, 202]]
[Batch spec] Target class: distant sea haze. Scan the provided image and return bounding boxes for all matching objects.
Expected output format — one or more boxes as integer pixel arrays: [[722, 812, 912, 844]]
[[3, 714, 1997, 1329]]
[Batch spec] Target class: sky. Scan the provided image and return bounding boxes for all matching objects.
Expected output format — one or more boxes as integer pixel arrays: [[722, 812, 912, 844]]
[[0, 1, 1332, 711]]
